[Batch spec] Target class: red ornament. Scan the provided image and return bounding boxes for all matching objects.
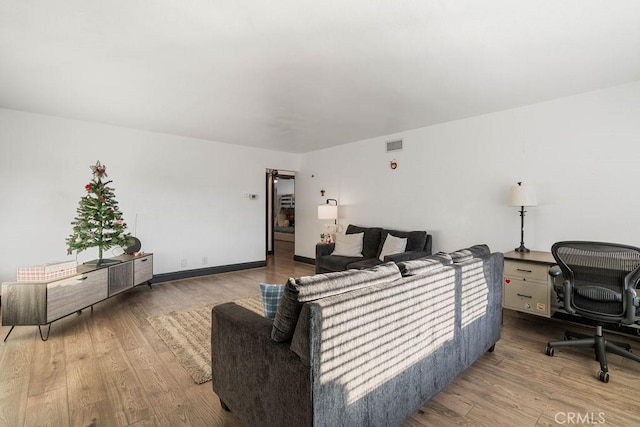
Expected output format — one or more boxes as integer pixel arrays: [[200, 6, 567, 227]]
[[85, 184, 92, 191]]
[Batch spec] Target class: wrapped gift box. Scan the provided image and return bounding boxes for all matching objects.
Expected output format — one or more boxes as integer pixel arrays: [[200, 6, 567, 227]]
[[17, 260, 78, 282]]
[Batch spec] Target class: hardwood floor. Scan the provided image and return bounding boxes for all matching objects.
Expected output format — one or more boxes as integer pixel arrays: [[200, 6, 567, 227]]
[[1, 242, 639, 426]]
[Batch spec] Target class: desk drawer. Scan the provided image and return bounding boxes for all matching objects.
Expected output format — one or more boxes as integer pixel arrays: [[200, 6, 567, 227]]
[[504, 260, 549, 282], [503, 277, 551, 317]]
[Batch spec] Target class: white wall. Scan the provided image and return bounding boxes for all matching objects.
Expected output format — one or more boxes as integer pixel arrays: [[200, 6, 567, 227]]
[[0, 109, 299, 284], [295, 81, 640, 259], [3, 80, 640, 284]]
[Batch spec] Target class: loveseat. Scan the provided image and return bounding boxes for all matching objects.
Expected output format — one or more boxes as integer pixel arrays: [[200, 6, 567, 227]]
[[211, 245, 503, 427], [315, 224, 432, 273]]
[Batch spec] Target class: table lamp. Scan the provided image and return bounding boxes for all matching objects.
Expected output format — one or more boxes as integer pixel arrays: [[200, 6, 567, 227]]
[[509, 182, 537, 253]]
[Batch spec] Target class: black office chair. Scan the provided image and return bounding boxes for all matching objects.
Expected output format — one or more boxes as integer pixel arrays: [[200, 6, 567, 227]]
[[545, 241, 640, 382]]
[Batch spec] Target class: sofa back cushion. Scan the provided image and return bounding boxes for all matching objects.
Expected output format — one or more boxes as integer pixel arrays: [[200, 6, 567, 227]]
[[379, 229, 428, 255], [301, 264, 458, 385], [346, 225, 383, 259], [397, 253, 453, 276], [271, 262, 402, 342], [449, 244, 491, 263]]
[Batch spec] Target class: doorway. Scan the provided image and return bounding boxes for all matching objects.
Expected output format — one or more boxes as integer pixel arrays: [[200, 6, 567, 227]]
[[266, 169, 295, 258]]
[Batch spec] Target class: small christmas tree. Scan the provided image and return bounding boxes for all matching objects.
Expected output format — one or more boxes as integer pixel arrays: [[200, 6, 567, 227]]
[[66, 161, 133, 266]]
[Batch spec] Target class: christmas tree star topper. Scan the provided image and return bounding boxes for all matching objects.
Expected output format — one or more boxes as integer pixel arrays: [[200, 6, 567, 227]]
[[90, 160, 108, 180]]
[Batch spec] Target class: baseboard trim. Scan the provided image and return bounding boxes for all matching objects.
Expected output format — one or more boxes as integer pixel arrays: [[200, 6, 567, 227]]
[[293, 255, 315, 265], [151, 260, 267, 284]]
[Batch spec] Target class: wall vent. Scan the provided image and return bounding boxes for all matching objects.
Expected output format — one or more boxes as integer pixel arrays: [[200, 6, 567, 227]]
[[386, 139, 403, 152]]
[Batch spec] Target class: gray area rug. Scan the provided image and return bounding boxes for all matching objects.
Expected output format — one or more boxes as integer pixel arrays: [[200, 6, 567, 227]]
[[148, 296, 263, 384]]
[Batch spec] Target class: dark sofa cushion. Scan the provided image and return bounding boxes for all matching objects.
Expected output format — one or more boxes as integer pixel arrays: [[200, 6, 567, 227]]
[[397, 253, 453, 276], [346, 224, 383, 259], [467, 244, 491, 257], [379, 230, 427, 255], [450, 244, 491, 263], [317, 255, 364, 273], [346, 258, 383, 270]]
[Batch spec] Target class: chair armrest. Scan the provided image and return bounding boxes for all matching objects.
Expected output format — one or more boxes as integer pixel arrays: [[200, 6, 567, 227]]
[[315, 243, 335, 258], [548, 265, 566, 302], [548, 265, 563, 278], [384, 250, 430, 263]]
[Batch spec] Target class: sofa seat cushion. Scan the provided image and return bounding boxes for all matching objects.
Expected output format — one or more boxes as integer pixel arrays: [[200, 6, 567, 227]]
[[346, 258, 383, 270], [380, 230, 427, 254], [317, 255, 365, 273], [271, 262, 402, 342]]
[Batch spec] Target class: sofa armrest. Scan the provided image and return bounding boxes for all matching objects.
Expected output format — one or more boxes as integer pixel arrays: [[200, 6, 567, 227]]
[[211, 303, 311, 426], [384, 250, 431, 263], [316, 243, 335, 258]]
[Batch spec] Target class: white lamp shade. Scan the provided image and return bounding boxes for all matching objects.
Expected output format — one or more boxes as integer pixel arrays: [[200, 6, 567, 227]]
[[317, 204, 338, 220], [509, 185, 537, 207]]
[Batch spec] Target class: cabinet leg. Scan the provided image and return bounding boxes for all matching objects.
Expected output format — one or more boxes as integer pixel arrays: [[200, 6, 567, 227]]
[[3, 326, 15, 342], [38, 324, 52, 341]]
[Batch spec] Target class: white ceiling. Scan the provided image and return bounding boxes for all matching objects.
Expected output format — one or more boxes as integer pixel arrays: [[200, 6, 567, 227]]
[[1, 1, 639, 153]]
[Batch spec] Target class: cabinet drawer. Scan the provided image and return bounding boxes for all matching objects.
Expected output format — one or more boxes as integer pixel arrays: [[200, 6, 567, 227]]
[[47, 269, 108, 321], [109, 262, 134, 296], [504, 260, 549, 282], [503, 277, 551, 317], [134, 256, 153, 285]]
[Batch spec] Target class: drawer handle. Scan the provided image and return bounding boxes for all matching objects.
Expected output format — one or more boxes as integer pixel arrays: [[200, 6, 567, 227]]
[[76, 276, 88, 281], [141, 259, 148, 262], [516, 268, 532, 273], [517, 293, 532, 299]]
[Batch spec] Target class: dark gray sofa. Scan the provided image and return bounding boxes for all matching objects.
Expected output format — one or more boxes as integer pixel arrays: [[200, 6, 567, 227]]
[[211, 245, 503, 427], [315, 224, 432, 273]]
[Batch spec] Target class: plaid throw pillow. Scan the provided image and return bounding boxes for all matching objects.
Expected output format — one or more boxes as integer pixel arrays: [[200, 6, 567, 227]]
[[259, 283, 286, 320]]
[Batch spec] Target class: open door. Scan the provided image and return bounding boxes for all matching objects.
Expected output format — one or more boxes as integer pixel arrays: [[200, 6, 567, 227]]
[[266, 169, 295, 256]]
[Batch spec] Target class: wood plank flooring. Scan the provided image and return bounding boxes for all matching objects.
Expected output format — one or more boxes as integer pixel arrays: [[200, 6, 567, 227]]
[[1, 241, 639, 426]]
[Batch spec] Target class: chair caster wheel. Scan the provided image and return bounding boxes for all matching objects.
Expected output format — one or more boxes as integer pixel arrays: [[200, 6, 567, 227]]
[[545, 346, 554, 357], [597, 370, 609, 383]]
